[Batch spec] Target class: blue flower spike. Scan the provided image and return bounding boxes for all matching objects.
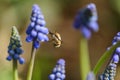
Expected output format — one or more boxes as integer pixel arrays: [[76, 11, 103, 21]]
[[6, 26, 25, 64], [73, 3, 98, 39], [86, 72, 95, 80], [26, 4, 49, 49], [99, 62, 117, 80], [99, 32, 120, 80], [49, 59, 66, 80]]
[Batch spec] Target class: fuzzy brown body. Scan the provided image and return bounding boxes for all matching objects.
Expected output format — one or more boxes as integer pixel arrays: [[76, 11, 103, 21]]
[[49, 31, 62, 48]]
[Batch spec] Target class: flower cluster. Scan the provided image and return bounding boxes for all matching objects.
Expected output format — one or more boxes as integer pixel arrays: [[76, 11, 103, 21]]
[[99, 32, 120, 80], [99, 62, 117, 80], [49, 59, 66, 80], [73, 3, 98, 39], [6, 26, 24, 64], [26, 4, 49, 49]]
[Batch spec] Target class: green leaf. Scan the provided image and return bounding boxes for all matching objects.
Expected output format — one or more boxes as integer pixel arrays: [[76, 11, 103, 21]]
[[93, 42, 120, 75]]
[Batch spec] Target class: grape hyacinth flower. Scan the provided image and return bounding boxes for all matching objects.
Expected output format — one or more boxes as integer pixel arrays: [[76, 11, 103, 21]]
[[98, 32, 120, 80], [74, 3, 98, 80], [26, 4, 49, 49], [73, 3, 98, 39], [6, 26, 24, 64], [49, 59, 66, 80], [26, 4, 49, 80]]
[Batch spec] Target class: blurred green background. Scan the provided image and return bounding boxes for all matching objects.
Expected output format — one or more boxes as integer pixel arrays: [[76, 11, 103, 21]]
[[0, 0, 120, 80]]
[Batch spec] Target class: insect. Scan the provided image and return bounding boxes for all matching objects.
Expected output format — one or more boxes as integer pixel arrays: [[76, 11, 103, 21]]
[[49, 31, 62, 48]]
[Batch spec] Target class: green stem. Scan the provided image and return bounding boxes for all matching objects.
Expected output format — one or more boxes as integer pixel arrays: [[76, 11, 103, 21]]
[[13, 60, 18, 80], [80, 37, 90, 80], [93, 42, 120, 75], [27, 45, 37, 80]]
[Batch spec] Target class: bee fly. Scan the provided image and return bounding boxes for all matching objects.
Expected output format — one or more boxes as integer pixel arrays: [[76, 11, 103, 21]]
[[49, 31, 62, 48]]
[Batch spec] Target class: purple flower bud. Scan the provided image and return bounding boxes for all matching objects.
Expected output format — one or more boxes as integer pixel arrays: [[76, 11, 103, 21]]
[[26, 35, 33, 42], [40, 27, 49, 34], [56, 78, 61, 80], [86, 72, 95, 80], [32, 9, 37, 14], [14, 54, 19, 60], [112, 54, 119, 63], [81, 27, 91, 39], [6, 56, 12, 61], [112, 42, 117, 45], [32, 4, 40, 10], [117, 32, 120, 36], [15, 48, 23, 54], [26, 26, 33, 35], [32, 13, 37, 17], [112, 32, 120, 45], [35, 25, 49, 34], [56, 72, 62, 78], [73, 3, 98, 39], [8, 50, 15, 55], [49, 74, 55, 80], [107, 47, 111, 51], [30, 22, 35, 27], [88, 21, 99, 32], [19, 57, 25, 64], [31, 29, 37, 37], [31, 17, 36, 22], [112, 39, 117, 45], [116, 47, 120, 54], [43, 35, 49, 42], [37, 14, 44, 19], [116, 36, 120, 41], [36, 19, 46, 26], [57, 59, 65, 66], [87, 3, 96, 11], [61, 74, 66, 79], [37, 33, 45, 41], [35, 25, 41, 31]]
